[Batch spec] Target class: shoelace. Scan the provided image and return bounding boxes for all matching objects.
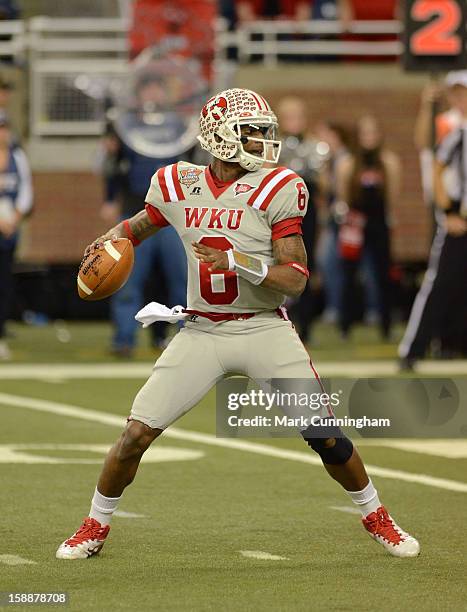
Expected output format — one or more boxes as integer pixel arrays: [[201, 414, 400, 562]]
[[65, 519, 102, 546], [367, 509, 404, 545]]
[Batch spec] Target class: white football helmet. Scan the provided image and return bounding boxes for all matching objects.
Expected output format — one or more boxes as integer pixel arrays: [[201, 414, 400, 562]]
[[197, 88, 282, 171]]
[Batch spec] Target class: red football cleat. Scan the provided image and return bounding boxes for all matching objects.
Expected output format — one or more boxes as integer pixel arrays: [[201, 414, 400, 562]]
[[56, 517, 110, 560], [362, 506, 420, 558]]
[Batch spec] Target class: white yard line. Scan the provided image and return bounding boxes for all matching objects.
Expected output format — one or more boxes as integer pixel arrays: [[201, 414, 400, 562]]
[[0, 554, 37, 566], [329, 506, 361, 515], [0, 363, 154, 379], [113, 511, 148, 519], [1, 359, 467, 379], [0, 392, 466, 493], [356, 439, 467, 459], [0, 443, 204, 464], [239, 550, 289, 561]]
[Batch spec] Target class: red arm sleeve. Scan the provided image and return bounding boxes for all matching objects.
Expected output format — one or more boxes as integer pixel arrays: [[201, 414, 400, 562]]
[[271, 216, 303, 241], [145, 203, 171, 227]]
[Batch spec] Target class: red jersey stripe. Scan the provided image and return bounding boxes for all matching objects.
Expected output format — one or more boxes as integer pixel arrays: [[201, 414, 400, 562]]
[[258, 173, 297, 211], [171, 162, 185, 201], [247, 167, 286, 207], [157, 167, 170, 203]]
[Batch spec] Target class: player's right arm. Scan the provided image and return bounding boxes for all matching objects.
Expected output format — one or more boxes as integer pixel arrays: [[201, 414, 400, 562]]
[[414, 83, 443, 151], [85, 209, 161, 256], [85, 164, 174, 255]]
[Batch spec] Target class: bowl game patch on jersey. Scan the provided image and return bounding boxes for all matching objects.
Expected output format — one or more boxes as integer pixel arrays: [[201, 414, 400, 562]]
[[179, 167, 203, 187]]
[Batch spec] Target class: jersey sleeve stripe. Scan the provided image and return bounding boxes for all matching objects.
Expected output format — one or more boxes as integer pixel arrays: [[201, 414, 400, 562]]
[[258, 172, 297, 211], [164, 165, 178, 202], [248, 168, 296, 210], [157, 167, 170, 202], [247, 167, 286, 207], [171, 162, 185, 201]]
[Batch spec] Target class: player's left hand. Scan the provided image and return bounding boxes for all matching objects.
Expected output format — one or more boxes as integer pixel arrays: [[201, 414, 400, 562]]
[[192, 242, 229, 271]]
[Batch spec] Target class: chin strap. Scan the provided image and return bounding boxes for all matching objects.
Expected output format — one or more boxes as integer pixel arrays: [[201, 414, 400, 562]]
[[238, 153, 264, 172]]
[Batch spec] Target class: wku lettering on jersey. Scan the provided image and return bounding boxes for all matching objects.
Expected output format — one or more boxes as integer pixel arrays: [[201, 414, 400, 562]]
[[185, 207, 244, 230]]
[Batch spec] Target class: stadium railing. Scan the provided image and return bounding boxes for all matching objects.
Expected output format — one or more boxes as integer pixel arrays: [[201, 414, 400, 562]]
[[0, 17, 401, 137], [0, 20, 27, 61], [28, 17, 128, 137], [217, 19, 401, 65]]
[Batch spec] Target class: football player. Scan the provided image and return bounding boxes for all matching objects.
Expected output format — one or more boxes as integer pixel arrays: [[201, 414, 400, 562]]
[[57, 89, 419, 560]]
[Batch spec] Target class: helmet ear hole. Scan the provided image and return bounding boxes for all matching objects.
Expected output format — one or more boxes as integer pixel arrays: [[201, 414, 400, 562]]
[[214, 133, 222, 143]]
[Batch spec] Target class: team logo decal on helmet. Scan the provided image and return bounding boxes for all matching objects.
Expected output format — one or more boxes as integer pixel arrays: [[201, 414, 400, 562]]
[[197, 88, 282, 172], [202, 96, 228, 121]]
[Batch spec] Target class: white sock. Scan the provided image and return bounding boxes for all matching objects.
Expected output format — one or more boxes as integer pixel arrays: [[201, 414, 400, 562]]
[[89, 488, 121, 526], [346, 480, 381, 517]]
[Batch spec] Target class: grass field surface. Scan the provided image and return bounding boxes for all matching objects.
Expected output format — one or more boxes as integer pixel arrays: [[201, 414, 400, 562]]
[[0, 322, 466, 611]]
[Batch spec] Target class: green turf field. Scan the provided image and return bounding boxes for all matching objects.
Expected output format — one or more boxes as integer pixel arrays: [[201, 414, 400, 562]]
[[0, 322, 466, 611]]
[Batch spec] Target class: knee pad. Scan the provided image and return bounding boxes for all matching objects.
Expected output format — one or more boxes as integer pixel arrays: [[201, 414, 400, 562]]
[[301, 425, 353, 465]]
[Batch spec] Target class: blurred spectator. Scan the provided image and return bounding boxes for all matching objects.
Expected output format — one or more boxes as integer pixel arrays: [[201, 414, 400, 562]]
[[219, 0, 237, 30], [129, 0, 215, 82], [342, 0, 397, 21], [0, 74, 12, 112], [315, 120, 351, 323], [0, 1, 20, 63], [236, 1, 311, 21], [0, 112, 33, 360], [236, 1, 311, 62], [399, 73, 467, 369], [277, 95, 327, 341], [341, 0, 398, 61], [415, 75, 465, 224], [101, 125, 188, 357], [313, 0, 345, 21], [36, 0, 124, 17], [405, 73, 466, 362], [336, 115, 400, 339], [235, 0, 355, 22], [101, 73, 191, 356], [0, 0, 19, 20]]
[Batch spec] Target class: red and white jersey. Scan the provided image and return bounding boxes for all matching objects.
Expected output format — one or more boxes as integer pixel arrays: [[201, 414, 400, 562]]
[[145, 161, 308, 313]]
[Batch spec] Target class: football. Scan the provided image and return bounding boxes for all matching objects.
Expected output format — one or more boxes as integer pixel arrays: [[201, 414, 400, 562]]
[[77, 238, 134, 301]]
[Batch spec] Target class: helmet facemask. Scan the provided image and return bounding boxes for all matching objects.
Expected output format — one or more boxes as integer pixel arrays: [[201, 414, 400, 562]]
[[227, 119, 282, 171]]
